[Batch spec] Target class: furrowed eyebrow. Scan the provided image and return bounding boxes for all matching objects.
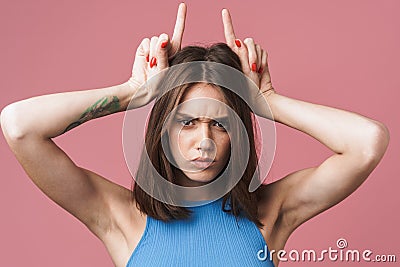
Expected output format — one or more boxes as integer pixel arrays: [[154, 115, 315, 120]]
[[175, 112, 229, 121]]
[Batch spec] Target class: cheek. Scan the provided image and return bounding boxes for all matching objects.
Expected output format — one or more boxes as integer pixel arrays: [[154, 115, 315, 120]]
[[168, 128, 190, 158], [217, 135, 231, 158]]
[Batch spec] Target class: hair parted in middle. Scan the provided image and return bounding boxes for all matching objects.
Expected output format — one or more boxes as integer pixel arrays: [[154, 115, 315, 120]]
[[132, 42, 265, 227]]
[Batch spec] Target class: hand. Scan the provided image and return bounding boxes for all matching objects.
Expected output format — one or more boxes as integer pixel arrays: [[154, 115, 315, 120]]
[[125, 3, 187, 108], [222, 9, 275, 99]]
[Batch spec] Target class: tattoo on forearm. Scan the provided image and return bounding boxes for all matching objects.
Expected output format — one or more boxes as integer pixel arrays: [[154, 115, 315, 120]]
[[62, 95, 120, 134]]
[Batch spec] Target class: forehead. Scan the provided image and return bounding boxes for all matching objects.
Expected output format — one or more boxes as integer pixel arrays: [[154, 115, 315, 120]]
[[180, 83, 227, 103], [177, 83, 229, 119]]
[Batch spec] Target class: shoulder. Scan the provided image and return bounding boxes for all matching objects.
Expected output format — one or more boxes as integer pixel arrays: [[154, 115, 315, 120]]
[[80, 169, 144, 240], [77, 170, 146, 247], [257, 168, 319, 236], [257, 181, 285, 228], [95, 183, 147, 267], [258, 170, 307, 222], [256, 179, 299, 267], [105, 185, 146, 242], [256, 175, 301, 245]]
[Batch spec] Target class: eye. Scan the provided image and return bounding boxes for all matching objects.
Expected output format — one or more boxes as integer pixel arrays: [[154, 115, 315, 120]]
[[178, 119, 194, 126], [214, 121, 228, 130], [215, 121, 224, 128]]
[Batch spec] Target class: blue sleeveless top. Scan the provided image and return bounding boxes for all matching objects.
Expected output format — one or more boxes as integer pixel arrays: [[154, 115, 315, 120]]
[[126, 197, 275, 267]]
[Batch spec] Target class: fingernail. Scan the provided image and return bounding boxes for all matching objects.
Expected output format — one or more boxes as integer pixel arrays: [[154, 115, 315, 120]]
[[161, 41, 168, 48], [150, 57, 157, 68], [258, 67, 263, 73], [251, 63, 257, 72], [146, 55, 149, 62], [235, 39, 241, 48]]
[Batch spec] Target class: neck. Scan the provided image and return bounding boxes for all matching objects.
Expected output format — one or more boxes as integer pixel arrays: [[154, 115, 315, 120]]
[[175, 171, 218, 202]]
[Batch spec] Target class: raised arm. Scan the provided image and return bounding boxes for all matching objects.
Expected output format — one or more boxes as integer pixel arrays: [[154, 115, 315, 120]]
[[0, 2, 187, 244], [222, 8, 390, 233], [0, 79, 135, 240], [261, 94, 389, 229]]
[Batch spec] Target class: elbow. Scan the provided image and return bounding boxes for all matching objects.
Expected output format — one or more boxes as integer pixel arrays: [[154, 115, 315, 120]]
[[1, 103, 27, 142], [360, 122, 390, 164]]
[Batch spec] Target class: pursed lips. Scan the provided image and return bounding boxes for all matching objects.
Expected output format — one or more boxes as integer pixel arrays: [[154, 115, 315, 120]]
[[191, 157, 215, 168]]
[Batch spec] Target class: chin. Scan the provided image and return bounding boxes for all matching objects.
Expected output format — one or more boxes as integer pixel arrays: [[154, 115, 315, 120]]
[[182, 171, 219, 184], [186, 173, 216, 182]]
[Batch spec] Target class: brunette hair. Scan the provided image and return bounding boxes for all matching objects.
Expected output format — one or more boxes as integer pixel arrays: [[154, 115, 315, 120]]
[[131, 43, 264, 227]]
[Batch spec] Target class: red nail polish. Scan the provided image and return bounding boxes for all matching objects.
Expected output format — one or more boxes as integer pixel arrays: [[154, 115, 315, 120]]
[[150, 57, 157, 68], [252, 63, 257, 72], [146, 55, 149, 62], [235, 39, 241, 48], [161, 41, 168, 48], [258, 67, 263, 74]]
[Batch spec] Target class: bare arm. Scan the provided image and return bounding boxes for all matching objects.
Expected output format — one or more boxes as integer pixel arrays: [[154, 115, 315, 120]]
[[0, 82, 136, 239], [2, 82, 133, 139], [265, 92, 389, 230], [221, 8, 390, 233], [1, 3, 187, 244]]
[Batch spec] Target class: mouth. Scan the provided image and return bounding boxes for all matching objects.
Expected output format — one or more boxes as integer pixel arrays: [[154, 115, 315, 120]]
[[191, 157, 215, 169]]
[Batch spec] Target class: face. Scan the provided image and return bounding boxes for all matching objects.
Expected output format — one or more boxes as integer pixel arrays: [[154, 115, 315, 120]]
[[166, 83, 231, 187]]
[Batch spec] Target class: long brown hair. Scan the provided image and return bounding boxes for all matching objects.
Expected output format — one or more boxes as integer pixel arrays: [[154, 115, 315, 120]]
[[132, 43, 264, 227]]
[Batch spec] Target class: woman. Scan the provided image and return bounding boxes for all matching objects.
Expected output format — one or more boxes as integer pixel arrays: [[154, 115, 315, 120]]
[[0, 3, 390, 267]]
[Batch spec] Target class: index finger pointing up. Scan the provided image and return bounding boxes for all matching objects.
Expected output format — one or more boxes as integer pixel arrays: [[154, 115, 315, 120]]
[[222, 8, 236, 47], [171, 3, 187, 52]]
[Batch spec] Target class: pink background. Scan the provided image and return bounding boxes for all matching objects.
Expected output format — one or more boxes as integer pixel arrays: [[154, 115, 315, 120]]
[[1, 0, 399, 266]]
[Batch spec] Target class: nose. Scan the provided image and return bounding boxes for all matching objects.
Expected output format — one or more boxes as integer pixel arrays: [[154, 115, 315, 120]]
[[196, 124, 215, 153], [198, 138, 214, 153]]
